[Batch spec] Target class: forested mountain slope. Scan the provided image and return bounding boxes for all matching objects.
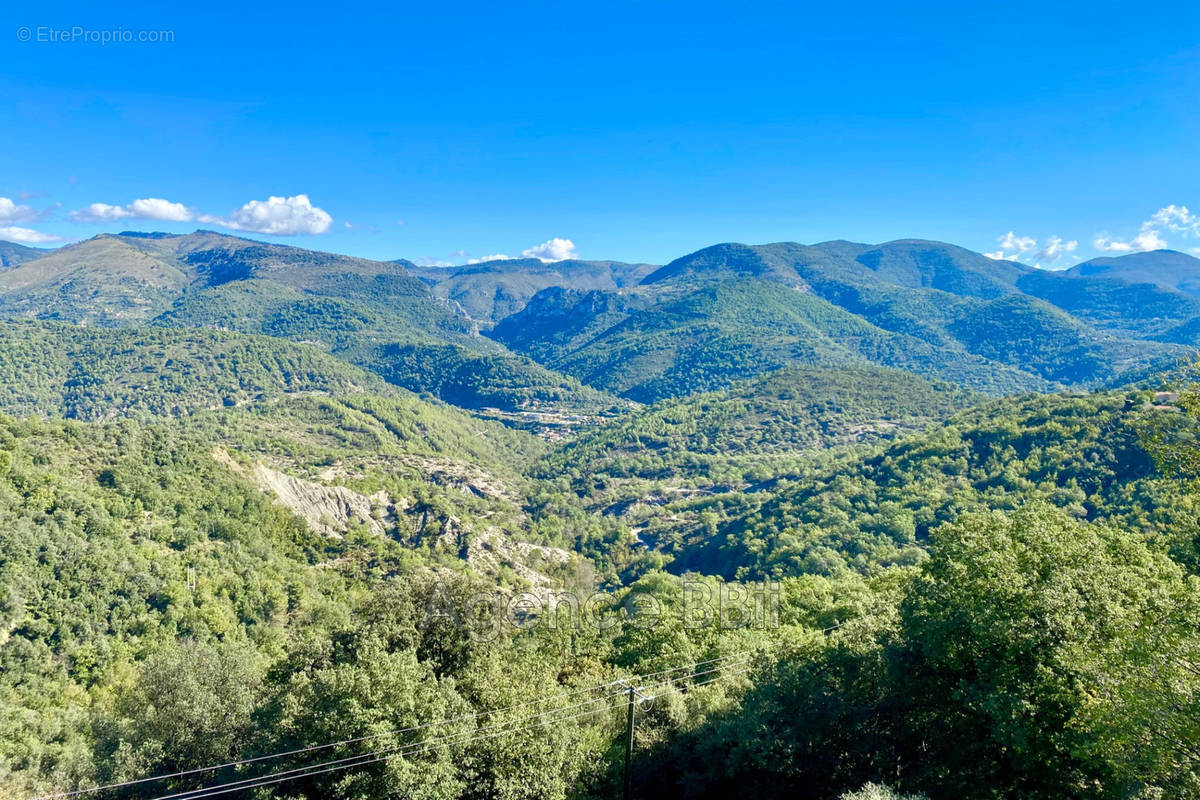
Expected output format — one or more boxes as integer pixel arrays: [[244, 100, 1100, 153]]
[[410, 257, 656, 324], [535, 364, 978, 505], [492, 243, 1195, 401], [4, 233, 1196, 412], [0, 329, 1197, 798], [0, 231, 469, 335], [492, 279, 1180, 402], [651, 389, 1200, 579], [1066, 250, 1200, 295], [0, 233, 618, 414], [0, 404, 592, 796], [0, 319, 391, 420]]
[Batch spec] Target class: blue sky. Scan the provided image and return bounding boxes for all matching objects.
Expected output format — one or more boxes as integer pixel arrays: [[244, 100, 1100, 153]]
[[2, 0, 1199, 267]]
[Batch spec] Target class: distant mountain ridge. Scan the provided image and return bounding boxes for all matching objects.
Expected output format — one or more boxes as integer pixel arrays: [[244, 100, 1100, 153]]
[[0, 240, 49, 268], [411, 257, 656, 324], [0, 231, 619, 413], [494, 242, 1197, 401], [0, 231, 449, 326], [2, 231, 1197, 411], [644, 238, 1030, 299], [1067, 250, 1200, 296]]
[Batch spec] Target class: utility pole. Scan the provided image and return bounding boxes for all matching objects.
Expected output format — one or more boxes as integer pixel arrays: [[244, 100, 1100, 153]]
[[623, 684, 635, 800]]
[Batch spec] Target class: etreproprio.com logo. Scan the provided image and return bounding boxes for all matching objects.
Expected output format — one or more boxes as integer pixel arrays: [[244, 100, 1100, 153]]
[[16, 26, 175, 44]]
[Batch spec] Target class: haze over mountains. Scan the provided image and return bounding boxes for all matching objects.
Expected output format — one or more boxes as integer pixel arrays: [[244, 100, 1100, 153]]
[[1, 229, 1198, 420]]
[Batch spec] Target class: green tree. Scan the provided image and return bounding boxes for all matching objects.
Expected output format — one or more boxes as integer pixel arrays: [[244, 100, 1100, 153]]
[[896, 506, 1200, 799], [92, 639, 263, 786]]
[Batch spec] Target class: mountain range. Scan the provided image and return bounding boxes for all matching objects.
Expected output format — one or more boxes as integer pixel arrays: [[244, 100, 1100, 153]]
[[2, 230, 1198, 418], [491, 240, 1198, 400], [4, 229, 1200, 799]]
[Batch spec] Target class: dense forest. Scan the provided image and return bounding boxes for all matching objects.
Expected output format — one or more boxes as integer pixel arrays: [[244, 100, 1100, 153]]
[[1, 235, 1199, 799]]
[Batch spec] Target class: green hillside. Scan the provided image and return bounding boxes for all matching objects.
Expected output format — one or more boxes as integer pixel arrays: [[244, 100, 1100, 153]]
[[489, 287, 647, 364], [0, 235, 194, 323], [1160, 314, 1200, 345], [0, 319, 390, 421], [494, 279, 1062, 401], [5, 233, 1196, 412], [1016, 268, 1200, 337], [150, 278, 608, 414], [946, 293, 1184, 384], [1, 373, 1197, 799], [663, 389, 1200, 579], [0, 232, 477, 341], [0, 233, 635, 415], [532, 365, 980, 542], [541, 365, 977, 470], [1067, 249, 1200, 295], [341, 342, 623, 412], [186, 392, 544, 479], [644, 239, 1030, 299], [151, 278, 442, 346], [493, 243, 1191, 401], [1, 337, 1199, 799], [0, 406, 561, 797]]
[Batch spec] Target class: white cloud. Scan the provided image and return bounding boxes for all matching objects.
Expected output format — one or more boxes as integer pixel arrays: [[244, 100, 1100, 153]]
[[0, 225, 61, 244], [461, 238, 578, 264], [70, 197, 194, 223], [1149, 204, 1200, 236], [985, 231, 1036, 260], [1000, 231, 1036, 254], [522, 237, 577, 262], [68, 194, 332, 236], [212, 194, 333, 235], [1093, 234, 1132, 253], [70, 202, 133, 222], [1037, 235, 1078, 263], [0, 197, 38, 224], [1092, 204, 1198, 254], [1133, 229, 1168, 251], [984, 231, 1076, 267], [128, 197, 192, 221], [412, 257, 456, 267], [1094, 228, 1168, 253]]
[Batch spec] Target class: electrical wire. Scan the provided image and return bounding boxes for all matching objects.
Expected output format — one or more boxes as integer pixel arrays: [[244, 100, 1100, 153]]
[[34, 622, 854, 800], [29, 650, 755, 800], [146, 658, 758, 800], [147, 697, 633, 800]]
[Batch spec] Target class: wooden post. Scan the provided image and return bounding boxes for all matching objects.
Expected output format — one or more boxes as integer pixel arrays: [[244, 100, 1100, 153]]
[[623, 685, 635, 800]]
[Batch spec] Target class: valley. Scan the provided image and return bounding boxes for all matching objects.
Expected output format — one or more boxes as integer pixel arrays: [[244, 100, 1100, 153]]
[[0, 232, 1199, 800]]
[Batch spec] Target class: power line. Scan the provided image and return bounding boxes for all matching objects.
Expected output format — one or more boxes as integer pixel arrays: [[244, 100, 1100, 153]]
[[30, 651, 755, 800], [143, 692, 628, 800], [149, 696, 635, 800], [637, 660, 753, 697], [146, 659, 756, 800], [31, 681, 607, 800]]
